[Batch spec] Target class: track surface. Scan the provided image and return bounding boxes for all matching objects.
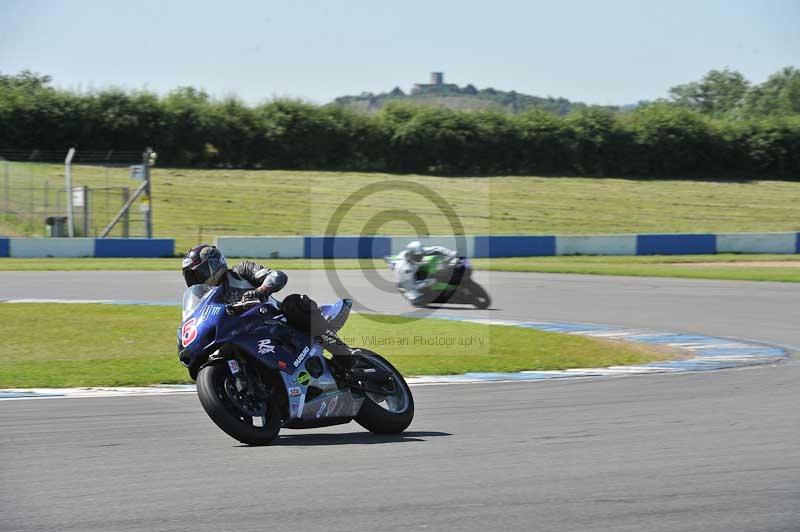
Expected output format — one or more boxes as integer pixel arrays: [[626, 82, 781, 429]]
[[2, 270, 799, 532]]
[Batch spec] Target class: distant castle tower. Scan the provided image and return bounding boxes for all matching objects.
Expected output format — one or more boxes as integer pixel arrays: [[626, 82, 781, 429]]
[[413, 72, 451, 93]]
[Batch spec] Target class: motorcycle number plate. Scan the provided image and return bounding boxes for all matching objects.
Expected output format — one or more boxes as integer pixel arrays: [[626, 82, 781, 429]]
[[227, 360, 241, 375]]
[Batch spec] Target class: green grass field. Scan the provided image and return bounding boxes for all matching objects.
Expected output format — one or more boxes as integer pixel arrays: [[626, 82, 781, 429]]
[[0, 254, 798, 282], [3, 164, 800, 252], [0, 303, 668, 388]]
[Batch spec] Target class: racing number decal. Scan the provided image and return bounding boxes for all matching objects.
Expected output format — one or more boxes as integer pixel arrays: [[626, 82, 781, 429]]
[[181, 318, 199, 347]]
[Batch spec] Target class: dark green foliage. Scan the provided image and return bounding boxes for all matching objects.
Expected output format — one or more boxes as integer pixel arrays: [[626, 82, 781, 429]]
[[334, 82, 589, 115], [1, 70, 799, 178]]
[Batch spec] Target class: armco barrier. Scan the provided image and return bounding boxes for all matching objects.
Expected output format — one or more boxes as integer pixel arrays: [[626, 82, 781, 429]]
[[1, 238, 175, 258]]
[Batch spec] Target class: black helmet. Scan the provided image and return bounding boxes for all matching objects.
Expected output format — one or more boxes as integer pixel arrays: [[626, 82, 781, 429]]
[[182, 244, 228, 287]]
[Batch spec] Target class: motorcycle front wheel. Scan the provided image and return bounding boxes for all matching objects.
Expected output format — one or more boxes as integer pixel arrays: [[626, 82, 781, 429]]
[[196, 362, 281, 446], [354, 351, 414, 434]]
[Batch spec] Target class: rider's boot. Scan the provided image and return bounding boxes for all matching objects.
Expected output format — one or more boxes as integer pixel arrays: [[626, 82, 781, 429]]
[[318, 328, 360, 370]]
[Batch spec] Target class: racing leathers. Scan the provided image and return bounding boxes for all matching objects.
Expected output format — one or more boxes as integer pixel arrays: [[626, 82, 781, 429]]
[[397, 246, 458, 303], [225, 262, 356, 362]]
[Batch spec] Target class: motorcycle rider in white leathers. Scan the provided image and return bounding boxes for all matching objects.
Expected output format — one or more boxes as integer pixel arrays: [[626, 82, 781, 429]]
[[395, 241, 458, 303]]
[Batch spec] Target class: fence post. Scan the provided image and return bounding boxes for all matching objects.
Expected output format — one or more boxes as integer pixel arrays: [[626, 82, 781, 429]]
[[143, 148, 154, 238], [43, 181, 49, 220], [83, 185, 90, 237], [122, 187, 130, 237], [65, 148, 76, 237], [3, 161, 8, 213]]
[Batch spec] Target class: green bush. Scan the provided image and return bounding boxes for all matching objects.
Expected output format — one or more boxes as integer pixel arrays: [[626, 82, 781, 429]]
[[1, 71, 798, 178]]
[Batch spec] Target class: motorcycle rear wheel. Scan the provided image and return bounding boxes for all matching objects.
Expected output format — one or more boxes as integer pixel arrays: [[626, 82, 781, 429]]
[[466, 280, 491, 309], [196, 362, 281, 446], [354, 351, 414, 434]]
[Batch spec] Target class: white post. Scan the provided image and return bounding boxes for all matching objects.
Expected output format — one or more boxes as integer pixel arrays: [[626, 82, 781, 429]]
[[64, 147, 76, 237]]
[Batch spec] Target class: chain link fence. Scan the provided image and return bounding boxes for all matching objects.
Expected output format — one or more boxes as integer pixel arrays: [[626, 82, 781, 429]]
[[0, 149, 148, 238]]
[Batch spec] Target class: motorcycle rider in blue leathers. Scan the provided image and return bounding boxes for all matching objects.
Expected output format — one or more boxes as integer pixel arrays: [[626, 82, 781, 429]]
[[181, 244, 357, 367]]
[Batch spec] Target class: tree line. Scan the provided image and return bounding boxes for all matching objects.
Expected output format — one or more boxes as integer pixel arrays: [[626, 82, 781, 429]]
[[0, 69, 798, 178]]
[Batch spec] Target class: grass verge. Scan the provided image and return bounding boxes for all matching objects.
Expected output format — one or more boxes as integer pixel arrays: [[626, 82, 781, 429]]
[[0, 303, 669, 388], [0, 254, 798, 282], [473, 254, 800, 282]]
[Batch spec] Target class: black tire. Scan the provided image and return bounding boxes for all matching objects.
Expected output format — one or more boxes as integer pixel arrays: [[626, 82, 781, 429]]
[[466, 280, 491, 309], [354, 351, 414, 434], [196, 362, 281, 446]]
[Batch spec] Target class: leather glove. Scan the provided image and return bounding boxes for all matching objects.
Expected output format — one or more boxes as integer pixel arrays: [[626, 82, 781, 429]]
[[242, 289, 266, 302]]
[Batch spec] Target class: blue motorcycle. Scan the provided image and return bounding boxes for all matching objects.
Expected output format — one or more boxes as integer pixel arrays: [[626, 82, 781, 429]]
[[178, 285, 414, 445]]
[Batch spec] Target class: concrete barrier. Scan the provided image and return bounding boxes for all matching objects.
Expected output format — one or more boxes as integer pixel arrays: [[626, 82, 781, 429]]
[[473, 236, 556, 257], [216, 236, 304, 258], [209, 233, 800, 258], [1, 238, 175, 258], [390, 235, 475, 257], [304, 236, 392, 259], [9, 238, 95, 258], [637, 234, 716, 255], [716, 232, 797, 254], [556, 235, 637, 256], [94, 238, 174, 258]]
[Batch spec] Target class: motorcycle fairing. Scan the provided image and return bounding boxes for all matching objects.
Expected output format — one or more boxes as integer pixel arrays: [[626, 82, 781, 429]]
[[179, 284, 363, 421], [319, 298, 352, 331], [278, 351, 365, 421]]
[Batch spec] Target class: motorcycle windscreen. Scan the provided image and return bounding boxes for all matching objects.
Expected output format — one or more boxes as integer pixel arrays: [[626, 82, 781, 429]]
[[182, 284, 212, 320]]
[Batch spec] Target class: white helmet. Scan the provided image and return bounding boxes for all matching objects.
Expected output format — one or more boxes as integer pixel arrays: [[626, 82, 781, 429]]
[[406, 240, 424, 262]]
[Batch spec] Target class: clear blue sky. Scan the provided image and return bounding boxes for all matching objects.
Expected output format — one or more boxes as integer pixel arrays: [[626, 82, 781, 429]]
[[1, 0, 798, 105]]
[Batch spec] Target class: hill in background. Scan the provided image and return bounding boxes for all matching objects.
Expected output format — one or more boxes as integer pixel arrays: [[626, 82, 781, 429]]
[[332, 72, 615, 115]]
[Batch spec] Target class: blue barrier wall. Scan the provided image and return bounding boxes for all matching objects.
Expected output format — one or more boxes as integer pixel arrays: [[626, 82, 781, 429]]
[[637, 234, 717, 255], [0, 238, 174, 258], [94, 238, 175, 258], [4, 233, 798, 258], [304, 236, 392, 259], [474, 236, 556, 257]]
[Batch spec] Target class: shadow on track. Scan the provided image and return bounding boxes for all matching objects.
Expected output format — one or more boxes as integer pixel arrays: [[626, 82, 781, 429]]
[[236, 431, 452, 447], [422, 305, 501, 311]]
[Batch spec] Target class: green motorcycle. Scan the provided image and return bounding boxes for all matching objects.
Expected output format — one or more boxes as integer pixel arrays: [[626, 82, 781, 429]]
[[385, 254, 491, 309]]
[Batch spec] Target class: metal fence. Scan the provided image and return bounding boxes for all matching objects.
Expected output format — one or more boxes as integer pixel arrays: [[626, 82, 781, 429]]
[[0, 149, 148, 238]]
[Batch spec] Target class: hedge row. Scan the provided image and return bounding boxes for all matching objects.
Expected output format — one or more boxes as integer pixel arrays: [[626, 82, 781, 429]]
[[1, 83, 799, 178]]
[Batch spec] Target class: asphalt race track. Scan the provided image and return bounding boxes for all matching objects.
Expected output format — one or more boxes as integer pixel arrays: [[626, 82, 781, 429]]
[[1, 270, 799, 532]]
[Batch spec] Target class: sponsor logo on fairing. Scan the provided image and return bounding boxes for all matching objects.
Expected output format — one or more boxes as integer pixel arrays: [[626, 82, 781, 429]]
[[293, 346, 310, 368], [296, 371, 311, 385], [288, 386, 302, 397], [201, 305, 222, 320], [315, 401, 327, 419], [257, 339, 275, 355]]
